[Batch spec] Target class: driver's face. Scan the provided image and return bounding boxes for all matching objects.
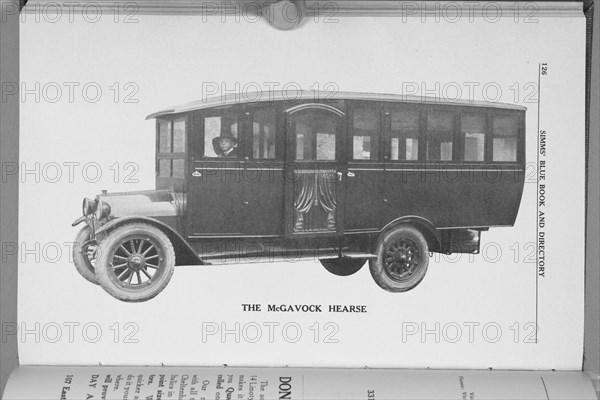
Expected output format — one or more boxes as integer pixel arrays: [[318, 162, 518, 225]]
[[219, 138, 234, 152]]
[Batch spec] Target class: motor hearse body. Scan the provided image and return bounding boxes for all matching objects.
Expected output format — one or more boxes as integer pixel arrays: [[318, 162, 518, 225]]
[[72, 91, 526, 302]]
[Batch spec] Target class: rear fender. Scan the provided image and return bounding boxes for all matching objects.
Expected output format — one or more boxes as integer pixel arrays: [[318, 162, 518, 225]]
[[96, 217, 205, 266], [379, 216, 442, 252]]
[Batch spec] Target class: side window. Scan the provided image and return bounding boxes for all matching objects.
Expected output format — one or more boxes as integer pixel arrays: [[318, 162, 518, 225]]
[[352, 105, 380, 160], [391, 109, 419, 161], [203, 112, 238, 158], [294, 111, 336, 161], [158, 120, 172, 153], [426, 111, 454, 161], [158, 159, 171, 178], [172, 159, 185, 178], [252, 109, 276, 159], [173, 118, 186, 153], [461, 113, 485, 162], [492, 115, 518, 162], [157, 117, 186, 178]]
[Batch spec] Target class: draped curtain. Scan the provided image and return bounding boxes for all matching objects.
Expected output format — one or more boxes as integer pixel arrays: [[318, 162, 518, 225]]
[[293, 169, 337, 231]]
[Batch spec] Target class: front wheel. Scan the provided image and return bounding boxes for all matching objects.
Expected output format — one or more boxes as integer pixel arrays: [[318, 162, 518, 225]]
[[369, 225, 429, 292], [95, 223, 175, 302], [320, 258, 366, 276]]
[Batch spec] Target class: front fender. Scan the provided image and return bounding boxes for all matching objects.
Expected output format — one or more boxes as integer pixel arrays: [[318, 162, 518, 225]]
[[96, 216, 206, 266]]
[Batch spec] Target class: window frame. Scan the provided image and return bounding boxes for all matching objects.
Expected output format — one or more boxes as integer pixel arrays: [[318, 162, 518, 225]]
[[155, 115, 188, 188], [488, 109, 524, 164], [348, 100, 384, 163], [424, 107, 458, 163], [198, 106, 242, 160], [381, 103, 524, 165], [386, 103, 423, 163], [245, 104, 283, 161], [458, 111, 487, 163]]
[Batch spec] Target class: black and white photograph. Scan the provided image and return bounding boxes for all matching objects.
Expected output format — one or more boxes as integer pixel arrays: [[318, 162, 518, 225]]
[[1, 0, 598, 398]]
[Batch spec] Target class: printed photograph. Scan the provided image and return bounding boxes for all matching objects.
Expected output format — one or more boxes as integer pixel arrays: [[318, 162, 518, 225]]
[[15, 3, 586, 369]]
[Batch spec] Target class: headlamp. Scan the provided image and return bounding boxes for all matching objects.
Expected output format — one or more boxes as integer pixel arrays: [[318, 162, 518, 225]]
[[82, 197, 97, 216], [94, 198, 111, 220]]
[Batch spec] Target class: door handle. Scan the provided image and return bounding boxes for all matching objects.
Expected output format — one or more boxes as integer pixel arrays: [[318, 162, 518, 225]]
[[192, 171, 202, 177], [347, 171, 356, 178]]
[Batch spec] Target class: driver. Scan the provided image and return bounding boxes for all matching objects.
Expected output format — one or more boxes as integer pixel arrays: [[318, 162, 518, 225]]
[[212, 132, 238, 158]]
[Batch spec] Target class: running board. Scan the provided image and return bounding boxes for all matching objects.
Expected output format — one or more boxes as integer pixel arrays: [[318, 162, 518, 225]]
[[319, 253, 377, 260], [197, 252, 377, 266]]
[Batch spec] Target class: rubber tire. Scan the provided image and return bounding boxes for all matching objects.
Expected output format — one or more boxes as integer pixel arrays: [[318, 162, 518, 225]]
[[320, 258, 366, 276], [73, 225, 99, 285], [369, 225, 429, 292], [95, 223, 175, 302]]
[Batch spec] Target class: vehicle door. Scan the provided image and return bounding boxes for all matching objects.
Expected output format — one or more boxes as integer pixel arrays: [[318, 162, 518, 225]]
[[283, 103, 346, 237], [344, 101, 385, 232], [187, 107, 244, 236]]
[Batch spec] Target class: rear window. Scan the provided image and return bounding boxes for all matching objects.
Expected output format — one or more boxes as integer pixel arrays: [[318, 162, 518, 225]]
[[492, 115, 518, 162]]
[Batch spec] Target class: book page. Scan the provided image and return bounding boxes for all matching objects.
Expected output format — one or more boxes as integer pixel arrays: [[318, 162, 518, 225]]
[[3, 367, 598, 400], [15, 2, 587, 370]]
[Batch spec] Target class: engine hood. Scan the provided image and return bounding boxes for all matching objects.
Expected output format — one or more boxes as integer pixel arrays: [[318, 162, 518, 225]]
[[97, 189, 185, 219]]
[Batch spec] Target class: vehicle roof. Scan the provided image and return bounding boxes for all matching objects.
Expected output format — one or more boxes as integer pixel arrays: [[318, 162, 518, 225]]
[[146, 90, 527, 119]]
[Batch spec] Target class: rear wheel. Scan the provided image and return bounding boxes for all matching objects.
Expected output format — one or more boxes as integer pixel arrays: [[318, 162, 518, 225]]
[[95, 223, 175, 302], [369, 225, 429, 292], [320, 258, 366, 276], [73, 226, 99, 285]]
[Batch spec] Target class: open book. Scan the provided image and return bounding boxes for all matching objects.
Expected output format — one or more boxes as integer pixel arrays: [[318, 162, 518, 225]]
[[1, 0, 597, 398]]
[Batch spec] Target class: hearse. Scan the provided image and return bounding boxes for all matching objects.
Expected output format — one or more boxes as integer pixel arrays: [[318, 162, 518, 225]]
[[72, 91, 526, 302]]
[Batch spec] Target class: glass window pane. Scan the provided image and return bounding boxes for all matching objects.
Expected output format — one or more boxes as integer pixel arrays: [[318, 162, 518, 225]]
[[352, 106, 379, 160], [493, 115, 518, 135], [406, 138, 419, 160], [158, 159, 171, 177], [426, 111, 454, 161], [391, 109, 420, 161], [427, 133, 453, 161], [392, 110, 419, 130], [493, 137, 517, 161], [353, 136, 371, 159], [317, 133, 336, 160], [204, 117, 221, 157], [172, 159, 185, 178], [158, 120, 172, 153], [173, 118, 186, 153], [296, 132, 305, 160], [391, 138, 399, 160], [294, 112, 336, 161], [427, 111, 454, 130], [252, 109, 276, 159], [462, 113, 485, 132], [440, 142, 453, 161], [204, 114, 238, 158], [464, 133, 485, 161], [462, 113, 485, 161]]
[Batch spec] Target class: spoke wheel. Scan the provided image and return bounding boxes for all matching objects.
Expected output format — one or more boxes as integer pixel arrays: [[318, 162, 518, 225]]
[[320, 258, 366, 276], [369, 225, 429, 292], [73, 225, 99, 285], [96, 223, 175, 302], [383, 238, 421, 283], [111, 237, 163, 287]]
